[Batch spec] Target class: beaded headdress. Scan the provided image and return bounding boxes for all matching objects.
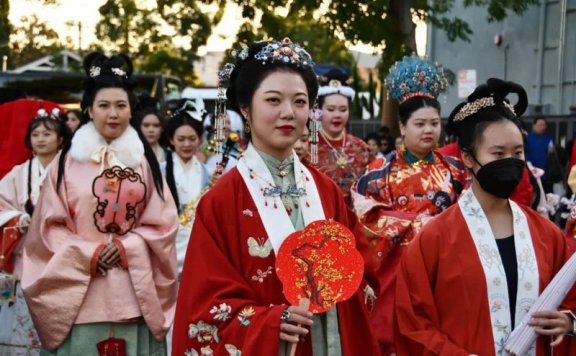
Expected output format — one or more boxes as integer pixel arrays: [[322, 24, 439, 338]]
[[216, 38, 316, 160], [386, 54, 449, 104]]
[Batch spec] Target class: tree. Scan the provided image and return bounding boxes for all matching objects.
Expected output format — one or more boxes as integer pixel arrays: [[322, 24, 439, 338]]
[[0, 0, 10, 65], [10, 14, 62, 67], [217, 0, 538, 132], [95, 0, 226, 85]]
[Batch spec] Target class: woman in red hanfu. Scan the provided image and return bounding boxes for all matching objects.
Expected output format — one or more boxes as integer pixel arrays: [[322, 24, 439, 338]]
[[172, 39, 380, 356], [395, 78, 576, 355], [315, 68, 372, 206], [351, 54, 469, 354]]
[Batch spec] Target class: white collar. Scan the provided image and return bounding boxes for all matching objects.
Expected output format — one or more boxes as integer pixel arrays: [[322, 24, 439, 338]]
[[237, 143, 325, 253], [70, 121, 144, 168]]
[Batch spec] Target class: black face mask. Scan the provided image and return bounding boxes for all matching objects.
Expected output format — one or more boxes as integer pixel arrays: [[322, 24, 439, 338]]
[[472, 157, 525, 199]]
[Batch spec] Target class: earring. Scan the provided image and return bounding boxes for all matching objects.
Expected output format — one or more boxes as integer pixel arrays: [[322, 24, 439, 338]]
[[244, 121, 251, 133]]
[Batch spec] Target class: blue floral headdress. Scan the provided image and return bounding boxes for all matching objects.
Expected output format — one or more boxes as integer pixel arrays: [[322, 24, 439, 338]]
[[385, 54, 449, 104]]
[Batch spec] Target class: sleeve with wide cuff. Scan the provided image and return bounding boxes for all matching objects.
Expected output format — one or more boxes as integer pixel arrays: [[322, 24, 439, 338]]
[[394, 233, 470, 356], [172, 197, 287, 356]]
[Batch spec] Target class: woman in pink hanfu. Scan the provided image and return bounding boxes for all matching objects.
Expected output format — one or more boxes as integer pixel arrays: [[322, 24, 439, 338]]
[[0, 109, 69, 355], [21, 52, 178, 355]]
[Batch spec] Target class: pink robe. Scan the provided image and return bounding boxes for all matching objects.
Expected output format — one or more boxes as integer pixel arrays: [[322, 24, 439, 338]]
[[0, 158, 46, 277], [21, 154, 179, 351]]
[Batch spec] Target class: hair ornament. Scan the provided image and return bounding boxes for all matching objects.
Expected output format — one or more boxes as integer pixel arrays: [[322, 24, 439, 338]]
[[448, 78, 527, 129], [254, 37, 315, 68], [317, 68, 355, 98], [172, 100, 205, 122], [231, 42, 249, 61], [453, 97, 516, 122], [111, 67, 127, 77], [218, 63, 235, 83], [35, 107, 60, 121], [89, 66, 101, 77], [386, 54, 449, 103]]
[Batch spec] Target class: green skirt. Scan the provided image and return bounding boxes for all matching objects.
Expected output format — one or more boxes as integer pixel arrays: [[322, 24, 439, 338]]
[[40, 322, 166, 356]]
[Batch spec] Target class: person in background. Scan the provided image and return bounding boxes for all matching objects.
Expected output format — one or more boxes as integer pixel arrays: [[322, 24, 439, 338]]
[[21, 52, 178, 355], [135, 107, 168, 164], [316, 68, 372, 205], [293, 120, 311, 163], [379, 126, 394, 155], [64, 110, 81, 132], [0, 109, 69, 355], [365, 132, 385, 159], [525, 117, 555, 192], [352, 54, 468, 355], [395, 78, 576, 355]]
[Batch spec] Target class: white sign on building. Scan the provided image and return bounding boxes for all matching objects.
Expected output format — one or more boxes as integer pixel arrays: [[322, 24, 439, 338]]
[[457, 69, 477, 99]]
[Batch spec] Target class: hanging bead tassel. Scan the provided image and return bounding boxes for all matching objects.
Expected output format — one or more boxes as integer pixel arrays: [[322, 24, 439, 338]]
[[310, 109, 320, 165]]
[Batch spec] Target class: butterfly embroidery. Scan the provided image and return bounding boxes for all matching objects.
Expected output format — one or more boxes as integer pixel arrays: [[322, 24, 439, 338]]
[[247, 237, 272, 258]]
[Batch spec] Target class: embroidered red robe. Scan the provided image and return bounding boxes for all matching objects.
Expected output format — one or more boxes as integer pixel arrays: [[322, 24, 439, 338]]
[[172, 166, 380, 356], [395, 204, 576, 355]]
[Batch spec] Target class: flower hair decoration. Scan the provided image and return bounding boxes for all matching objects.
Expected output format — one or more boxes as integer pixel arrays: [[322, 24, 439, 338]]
[[35, 107, 60, 121], [386, 54, 449, 103], [89, 66, 127, 78]]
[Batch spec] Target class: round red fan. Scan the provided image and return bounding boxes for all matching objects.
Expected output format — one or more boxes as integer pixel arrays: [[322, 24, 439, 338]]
[[275, 220, 364, 314]]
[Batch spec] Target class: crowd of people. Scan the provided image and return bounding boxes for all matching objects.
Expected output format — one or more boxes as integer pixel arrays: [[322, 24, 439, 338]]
[[0, 38, 576, 356]]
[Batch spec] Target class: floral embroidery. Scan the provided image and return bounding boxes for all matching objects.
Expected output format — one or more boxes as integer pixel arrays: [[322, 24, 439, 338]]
[[242, 209, 253, 217], [200, 346, 214, 355], [188, 321, 220, 343], [491, 300, 503, 313], [225, 343, 242, 355], [185, 349, 199, 356], [251, 266, 273, 283], [247, 237, 272, 258], [237, 306, 256, 326], [210, 303, 232, 321]]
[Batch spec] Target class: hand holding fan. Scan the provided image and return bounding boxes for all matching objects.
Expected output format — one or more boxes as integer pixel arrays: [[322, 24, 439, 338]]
[[275, 220, 364, 354]]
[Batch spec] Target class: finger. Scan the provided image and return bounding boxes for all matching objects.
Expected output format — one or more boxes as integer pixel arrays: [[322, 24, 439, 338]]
[[286, 313, 313, 326], [534, 326, 566, 336], [104, 249, 120, 264], [98, 259, 113, 270], [288, 306, 314, 318], [551, 334, 564, 347], [279, 332, 300, 343], [97, 265, 107, 276], [280, 323, 309, 336]]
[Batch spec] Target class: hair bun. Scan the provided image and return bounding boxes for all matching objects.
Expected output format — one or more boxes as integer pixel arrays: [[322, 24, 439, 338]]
[[83, 52, 134, 79]]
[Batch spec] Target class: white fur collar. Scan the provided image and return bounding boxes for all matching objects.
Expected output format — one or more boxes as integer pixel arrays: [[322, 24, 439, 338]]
[[70, 121, 144, 168]]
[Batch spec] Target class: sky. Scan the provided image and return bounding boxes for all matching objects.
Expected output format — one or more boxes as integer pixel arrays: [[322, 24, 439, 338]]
[[10, 0, 425, 55]]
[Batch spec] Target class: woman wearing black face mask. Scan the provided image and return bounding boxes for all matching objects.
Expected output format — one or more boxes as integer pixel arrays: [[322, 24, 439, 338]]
[[394, 78, 576, 355]]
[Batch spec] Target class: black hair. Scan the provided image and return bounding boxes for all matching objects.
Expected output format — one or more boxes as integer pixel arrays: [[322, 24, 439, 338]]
[[24, 113, 71, 216], [317, 68, 353, 109], [533, 116, 546, 125], [65, 109, 82, 122], [226, 41, 319, 141], [24, 114, 71, 151], [446, 78, 528, 154], [56, 52, 164, 198], [398, 96, 441, 125], [134, 107, 168, 148], [164, 101, 206, 212], [364, 132, 382, 144]]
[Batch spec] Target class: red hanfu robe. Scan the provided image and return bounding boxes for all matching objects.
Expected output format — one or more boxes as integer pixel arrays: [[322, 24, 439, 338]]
[[352, 150, 468, 352], [316, 132, 372, 205], [395, 203, 576, 355], [172, 166, 380, 356]]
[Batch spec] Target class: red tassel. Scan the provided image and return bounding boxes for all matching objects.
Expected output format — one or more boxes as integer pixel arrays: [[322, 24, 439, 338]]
[[306, 201, 310, 207], [295, 202, 299, 209], [265, 200, 268, 207], [274, 201, 277, 209]]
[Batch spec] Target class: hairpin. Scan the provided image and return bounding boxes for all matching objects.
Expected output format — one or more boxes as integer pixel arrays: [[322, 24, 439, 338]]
[[35, 107, 60, 121], [453, 97, 517, 122], [386, 54, 449, 103], [89, 66, 127, 78]]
